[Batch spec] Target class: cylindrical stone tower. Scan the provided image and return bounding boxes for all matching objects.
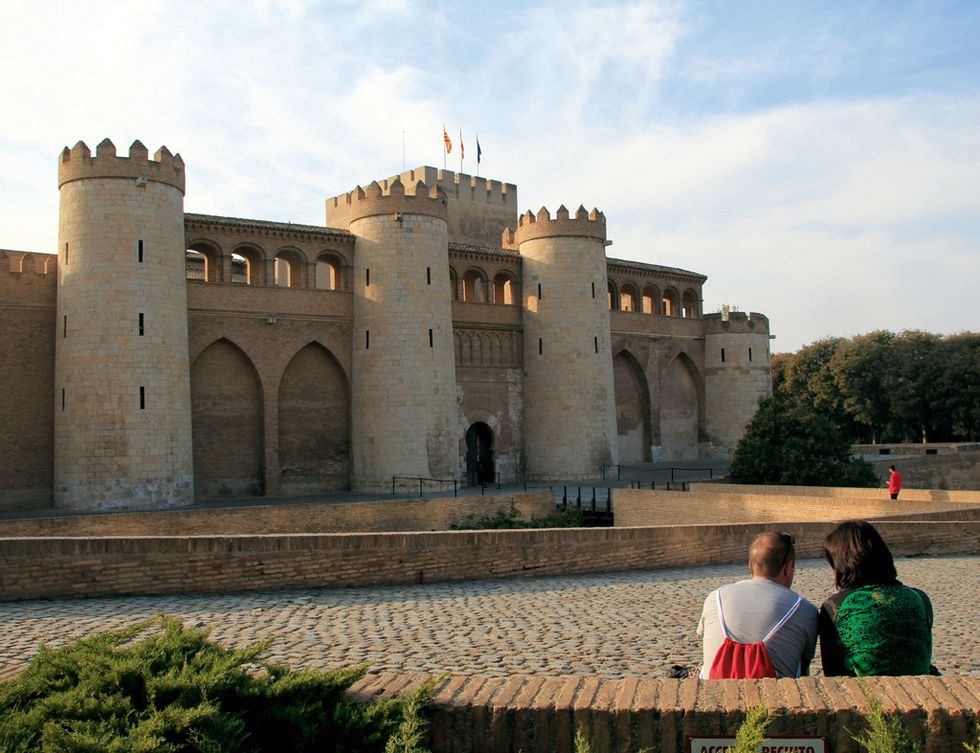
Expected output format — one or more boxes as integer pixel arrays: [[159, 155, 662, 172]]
[[507, 205, 618, 480], [344, 178, 460, 491], [703, 311, 774, 456], [55, 138, 193, 509]]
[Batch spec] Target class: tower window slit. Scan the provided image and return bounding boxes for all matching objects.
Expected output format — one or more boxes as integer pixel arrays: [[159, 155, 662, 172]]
[[366, 268, 370, 286], [537, 283, 542, 299], [592, 282, 595, 299], [61, 388, 65, 411], [749, 347, 753, 362], [538, 338, 543, 355], [138, 312, 144, 336], [594, 336, 598, 354], [429, 328, 433, 347], [426, 267, 431, 285], [721, 348, 726, 363], [365, 330, 370, 349], [63, 315, 67, 338], [139, 386, 145, 410], [64, 242, 69, 265], [138, 239, 143, 263]]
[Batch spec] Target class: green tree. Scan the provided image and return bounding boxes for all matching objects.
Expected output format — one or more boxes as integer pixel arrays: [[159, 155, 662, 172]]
[[884, 330, 944, 443], [830, 331, 896, 444], [730, 397, 878, 486], [940, 333, 980, 441]]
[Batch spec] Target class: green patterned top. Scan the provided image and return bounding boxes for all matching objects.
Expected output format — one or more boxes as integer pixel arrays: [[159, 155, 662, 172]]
[[819, 583, 933, 677]]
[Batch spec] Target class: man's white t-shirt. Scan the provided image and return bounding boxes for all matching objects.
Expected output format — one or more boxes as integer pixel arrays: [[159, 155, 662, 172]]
[[697, 577, 818, 679]]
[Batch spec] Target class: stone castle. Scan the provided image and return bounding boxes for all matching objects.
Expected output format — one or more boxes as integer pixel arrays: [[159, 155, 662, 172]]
[[0, 138, 772, 510]]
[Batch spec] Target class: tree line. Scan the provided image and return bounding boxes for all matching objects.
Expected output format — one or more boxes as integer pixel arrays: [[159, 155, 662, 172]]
[[771, 330, 980, 445]]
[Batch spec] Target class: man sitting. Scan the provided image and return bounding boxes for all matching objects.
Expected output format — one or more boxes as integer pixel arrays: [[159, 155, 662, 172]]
[[697, 532, 818, 679]]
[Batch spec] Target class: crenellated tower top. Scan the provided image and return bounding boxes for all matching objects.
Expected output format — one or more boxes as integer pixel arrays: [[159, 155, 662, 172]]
[[58, 139, 185, 194], [502, 204, 606, 249], [328, 177, 448, 228]]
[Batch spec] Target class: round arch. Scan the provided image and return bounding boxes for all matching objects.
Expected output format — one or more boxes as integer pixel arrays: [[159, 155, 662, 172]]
[[642, 285, 660, 314], [662, 286, 680, 317], [185, 239, 222, 282], [492, 270, 517, 305], [232, 243, 266, 285], [620, 282, 640, 313], [274, 246, 308, 288], [613, 349, 652, 463], [682, 289, 700, 318], [462, 267, 489, 302]]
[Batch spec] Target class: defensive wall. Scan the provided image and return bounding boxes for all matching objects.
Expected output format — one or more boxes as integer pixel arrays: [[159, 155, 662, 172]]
[[348, 672, 979, 753], [687, 482, 980, 503], [0, 491, 552, 538], [1, 517, 976, 602]]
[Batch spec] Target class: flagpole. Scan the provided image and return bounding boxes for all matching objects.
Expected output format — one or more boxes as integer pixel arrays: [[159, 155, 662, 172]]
[[443, 125, 447, 170], [459, 129, 463, 174], [402, 130, 406, 172]]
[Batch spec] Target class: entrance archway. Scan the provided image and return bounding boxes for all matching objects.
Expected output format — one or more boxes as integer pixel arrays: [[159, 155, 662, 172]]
[[465, 422, 495, 485]]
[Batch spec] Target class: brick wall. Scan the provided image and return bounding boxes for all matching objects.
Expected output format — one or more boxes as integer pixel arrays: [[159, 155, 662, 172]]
[[689, 482, 980, 503], [1, 519, 976, 601], [615, 488, 980, 527], [0, 491, 553, 538], [348, 673, 980, 753]]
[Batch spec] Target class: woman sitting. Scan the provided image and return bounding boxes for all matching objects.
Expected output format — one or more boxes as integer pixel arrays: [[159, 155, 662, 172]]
[[819, 520, 934, 676]]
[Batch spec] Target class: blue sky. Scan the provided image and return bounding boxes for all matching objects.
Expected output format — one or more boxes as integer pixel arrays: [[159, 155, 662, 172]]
[[1, 0, 977, 351]]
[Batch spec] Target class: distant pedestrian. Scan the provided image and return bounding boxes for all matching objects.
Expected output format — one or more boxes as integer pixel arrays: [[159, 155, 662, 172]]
[[887, 464, 903, 500]]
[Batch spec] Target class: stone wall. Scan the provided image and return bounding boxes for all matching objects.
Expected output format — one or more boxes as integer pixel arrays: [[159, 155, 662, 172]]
[[689, 483, 980, 503], [349, 673, 980, 753], [0, 253, 56, 509], [2, 519, 976, 601], [615, 488, 980, 527], [0, 491, 553, 538]]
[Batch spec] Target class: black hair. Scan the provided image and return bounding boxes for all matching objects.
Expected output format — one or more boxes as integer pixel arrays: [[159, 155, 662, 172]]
[[822, 520, 898, 589]]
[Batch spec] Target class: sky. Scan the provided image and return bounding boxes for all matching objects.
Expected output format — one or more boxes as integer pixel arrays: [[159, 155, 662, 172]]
[[0, 0, 977, 352]]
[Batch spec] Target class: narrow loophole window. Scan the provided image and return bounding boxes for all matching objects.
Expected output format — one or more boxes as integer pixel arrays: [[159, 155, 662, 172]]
[[138, 312, 144, 336], [139, 386, 145, 410], [366, 268, 370, 286], [426, 267, 431, 285], [63, 315, 67, 338], [749, 347, 753, 362], [64, 242, 69, 265], [365, 330, 370, 349], [538, 338, 543, 355], [537, 283, 542, 300], [721, 348, 726, 363], [61, 388, 65, 411], [138, 239, 144, 263], [591, 282, 595, 299], [594, 336, 598, 353]]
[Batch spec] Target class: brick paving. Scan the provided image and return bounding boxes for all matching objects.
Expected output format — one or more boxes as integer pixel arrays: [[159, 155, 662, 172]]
[[1, 555, 976, 681]]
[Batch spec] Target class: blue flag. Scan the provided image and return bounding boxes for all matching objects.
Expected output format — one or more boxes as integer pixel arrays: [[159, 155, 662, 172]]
[[477, 136, 482, 164]]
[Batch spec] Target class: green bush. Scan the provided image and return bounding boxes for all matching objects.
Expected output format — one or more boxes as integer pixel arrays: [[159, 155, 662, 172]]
[[450, 505, 586, 529], [0, 617, 432, 753], [730, 397, 879, 487]]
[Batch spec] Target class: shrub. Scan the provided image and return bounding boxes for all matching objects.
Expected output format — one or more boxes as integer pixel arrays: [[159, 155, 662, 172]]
[[0, 616, 432, 753], [450, 505, 586, 530], [730, 397, 878, 487]]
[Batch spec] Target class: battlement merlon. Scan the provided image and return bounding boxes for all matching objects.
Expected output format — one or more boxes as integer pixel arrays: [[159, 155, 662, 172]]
[[58, 139, 185, 194], [702, 311, 771, 335], [328, 178, 449, 228], [504, 205, 606, 249]]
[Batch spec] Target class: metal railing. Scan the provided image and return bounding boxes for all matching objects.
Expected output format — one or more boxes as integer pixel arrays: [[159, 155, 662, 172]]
[[600, 464, 716, 483], [391, 476, 458, 497]]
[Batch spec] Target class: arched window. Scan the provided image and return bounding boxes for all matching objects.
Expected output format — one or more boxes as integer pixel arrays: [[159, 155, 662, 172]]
[[231, 253, 250, 284], [682, 289, 699, 318], [315, 253, 343, 290], [449, 267, 459, 301], [662, 287, 680, 317], [642, 285, 659, 314], [186, 241, 220, 282], [275, 248, 306, 288], [620, 283, 639, 313], [493, 272, 515, 304], [185, 250, 207, 281], [232, 245, 264, 285], [607, 280, 619, 310], [462, 269, 487, 302]]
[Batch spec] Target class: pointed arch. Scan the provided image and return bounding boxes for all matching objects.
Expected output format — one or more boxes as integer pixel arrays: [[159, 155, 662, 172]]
[[659, 352, 704, 461], [277, 341, 350, 493], [613, 349, 652, 463], [191, 338, 264, 498]]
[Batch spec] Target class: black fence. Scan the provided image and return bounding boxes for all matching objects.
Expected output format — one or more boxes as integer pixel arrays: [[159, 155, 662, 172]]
[[391, 476, 459, 497], [600, 464, 718, 483]]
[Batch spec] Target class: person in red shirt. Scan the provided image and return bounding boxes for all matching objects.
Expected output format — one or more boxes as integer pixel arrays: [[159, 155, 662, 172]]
[[888, 465, 904, 500]]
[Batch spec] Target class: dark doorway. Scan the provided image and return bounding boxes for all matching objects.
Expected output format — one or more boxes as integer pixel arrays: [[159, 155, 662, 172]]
[[465, 422, 495, 485]]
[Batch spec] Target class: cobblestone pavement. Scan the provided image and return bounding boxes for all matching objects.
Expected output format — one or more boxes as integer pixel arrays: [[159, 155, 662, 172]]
[[1, 556, 976, 681]]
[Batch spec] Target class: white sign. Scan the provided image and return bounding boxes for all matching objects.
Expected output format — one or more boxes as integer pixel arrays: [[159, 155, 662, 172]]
[[687, 736, 827, 753]]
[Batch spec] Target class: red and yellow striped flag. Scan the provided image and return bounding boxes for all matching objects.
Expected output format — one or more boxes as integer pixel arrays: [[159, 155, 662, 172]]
[[443, 127, 452, 154]]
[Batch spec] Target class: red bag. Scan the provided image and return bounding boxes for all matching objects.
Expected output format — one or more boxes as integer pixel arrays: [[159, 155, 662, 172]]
[[708, 589, 803, 680]]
